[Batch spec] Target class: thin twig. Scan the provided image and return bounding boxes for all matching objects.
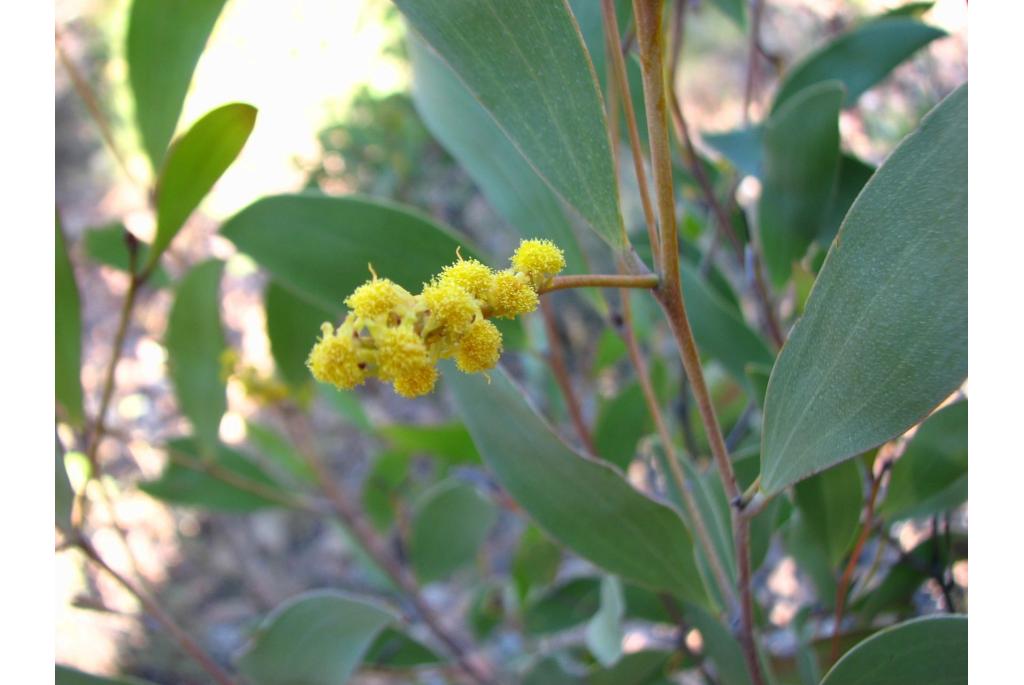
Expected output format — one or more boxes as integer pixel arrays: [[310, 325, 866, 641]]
[[76, 537, 239, 685], [540, 273, 659, 293], [539, 298, 596, 455], [743, 0, 766, 125]]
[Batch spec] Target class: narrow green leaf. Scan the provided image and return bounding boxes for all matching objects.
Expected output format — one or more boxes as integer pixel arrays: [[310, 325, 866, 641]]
[[820, 615, 966, 685], [56, 215, 83, 425], [773, 18, 946, 112], [244, 422, 317, 485], [411, 479, 497, 583], [820, 154, 876, 247], [56, 665, 154, 685], [407, 32, 587, 274], [879, 401, 967, 522], [793, 459, 864, 567], [364, 627, 442, 668], [165, 260, 226, 456], [760, 85, 966, 494], [586, 576, 625, 668], [140, 438, 289, 512], [82, 223, 170, 287], [758, 81, 844, 286], [264, 281, 332, 391], [237, 590, 397, 685], [151, 103, 257, 266], [448, 365, 707, 603], [56, 436, 74, 533], [127, 0, 227, 168], [394, 0, 625, 247], [879, 2, 936, 20]]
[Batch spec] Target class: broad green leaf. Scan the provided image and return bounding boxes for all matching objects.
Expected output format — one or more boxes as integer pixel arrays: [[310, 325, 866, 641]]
[[758, 81, 843, 286], [56, 215, 83, 425], [56, 665, 154, 685], [448, 365, 706, 603], [879, 401, 967, 522], [222, 193, 476, 315], [362, 450, 413, 532], [820, 615, 966, 685], [760, 85, 967, 494], [773, 18, 946, 112], [140, 438, 290, 511], [56, 436, 74, 533], [411, 479, 497, 583], [82, 223, 170, 287], [703, 125, 763, 178], [512, 524, 562, 601], [594, 383, 651, 470], [683, 602, 753, 685], [407, 32, 588, 274], [524, 577, 602, 635], [820, 154, 876, 247], [793, 459, 864, 567], [380, 422, 481, 465], [126, 0, 227, 168], [264, 281, 332, 391], [394, 0, 625, 247], [585, 576, 625, 667], [165, 260, 226, 456], [151, 103, 257, 267], [364, 627, 442, 668], [237, 590, 397, 685]]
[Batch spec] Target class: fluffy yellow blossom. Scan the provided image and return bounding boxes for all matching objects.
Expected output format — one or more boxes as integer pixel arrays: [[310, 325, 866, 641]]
[[487, 269, 539, 318], [422, 279, 478, 337], [455, 319, 502, 373], [512, 239, 565, 289], [393, 364, 439, 398], [375, 325, 430, 381], [345, 277, 410, 319], [439, 257, 494, 299], [307, 322, 367, 390]]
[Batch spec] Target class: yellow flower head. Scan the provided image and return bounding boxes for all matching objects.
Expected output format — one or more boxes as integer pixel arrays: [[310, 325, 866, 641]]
[[307, 323, 367, 390], [488, 270, 539, 318], [393, 363, 439, 398], [345, 276, 410, 319], [455, 319, 503, 373], [439, 256, 494, 299], [422, 279, 478, 337], [512, 239, 565, 288], [375, 325, 430, 381]]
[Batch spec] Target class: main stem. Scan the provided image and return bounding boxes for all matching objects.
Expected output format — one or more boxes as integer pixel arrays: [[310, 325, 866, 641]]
[[632, 3, 764, 683]]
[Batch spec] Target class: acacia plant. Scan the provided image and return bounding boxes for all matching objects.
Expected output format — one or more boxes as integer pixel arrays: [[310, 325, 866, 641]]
[[56, 1, 967, 684]]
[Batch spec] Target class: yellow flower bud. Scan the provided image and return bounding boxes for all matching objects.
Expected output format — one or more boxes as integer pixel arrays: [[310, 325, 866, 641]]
[[511, 238, 566, 288], [307, 322, 367, 390], [393, 364, 439, 398], [422, 279, 478, 337], [488, 269, 539, 318], [439, 257, 494, 299], [345, 277, 410, 319], [375, 325, 430, 381], [455, 319, 503, 373]]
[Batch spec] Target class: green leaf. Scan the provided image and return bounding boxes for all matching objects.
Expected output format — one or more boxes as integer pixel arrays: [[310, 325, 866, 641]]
[[165, 260, 226, 456], [760, 84, 966, 494], [362, 450, 413, 532], [448, 365, 706, 603], [683, 602, 753, 685], [586, 576, 625, 667], [513, 524, 562, 601], [703, 125, 763, 178], [56, 215, 83, 425], [820, 615, 966, 685], [151, 103, 257, 266], [784, 511, 837, 607], [524, 577, 602, 635], [820, 154, 876, 247], [126, 0, 227, 168], [707, 0, 747, 29], [411, 479, 498, 583], [469, 582, 508, 639], [394, 0, 624, 247], [364, 627, 442, 668], [237, 590, 397, 685], [758, 81, 843, 286], [264, 281, 332, 391], [56, 436, 74, 533], [82, 223, 171, 287], [140, 438, 290, 512], [244, 422, 317, 485], [793, 459, 864, 567], [380, 422, 481, 465], [773, 18, 946, 112], [223, 193, 477, 314], [407, 32, 587, 274], [879, 401, 967, 522], [594, 383, 651, 470], [588, 650, 676, 685], [879, 2, 936, 20], [56, 665, 154, 685]]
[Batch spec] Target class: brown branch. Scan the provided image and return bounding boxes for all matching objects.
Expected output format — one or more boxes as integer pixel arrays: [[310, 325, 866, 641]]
[[743, 0, 766, 125], [76, 537, 239, 685], [539, 298, 596, 454], [540, 273, 659, 293]]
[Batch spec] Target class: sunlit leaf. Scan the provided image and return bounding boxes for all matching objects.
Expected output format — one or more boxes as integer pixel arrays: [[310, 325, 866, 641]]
[[55, 214, 83, 425]]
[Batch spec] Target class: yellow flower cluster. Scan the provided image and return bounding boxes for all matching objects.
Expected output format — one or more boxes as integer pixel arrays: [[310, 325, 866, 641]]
[[307, 239, 565, 398]]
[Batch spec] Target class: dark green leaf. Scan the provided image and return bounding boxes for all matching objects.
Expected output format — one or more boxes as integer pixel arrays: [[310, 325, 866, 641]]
[[683, 602, 753, 685], [594, 383, 651, 470], [364, 627, 442, 668], [411, 479, 498, 583], [264, 281, 332, 391], [407, 32, 587, 274], [524, 577, 601, 635], [785, 512, 837, 607], [380, 422, 481, 465], [758, 81, 843, 286], [165, 260, 226, 456], [56, 437, 74, 533], [394, 0, 625, 247], [820, 154, 876, 247], [585, 576, 625, 667], [448, 365, 707, 604], [879, 401, 967, 522], [56, 215, 83, 425], [362, 450, 413, 532], [126, 0, 227, 168], [820, 615, 966, 685], [151, 103, 257, 266], [56, 665, 154, 685], [237, 590, 396, 685], [140, 438, 290, 512], [82, 223, 170, 287], [513, 524, 563, 601], [588, 650, 675, 685], [793, 459, 864, 567], [760, 85, 966, 494], [773, 18, 946, 112]]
